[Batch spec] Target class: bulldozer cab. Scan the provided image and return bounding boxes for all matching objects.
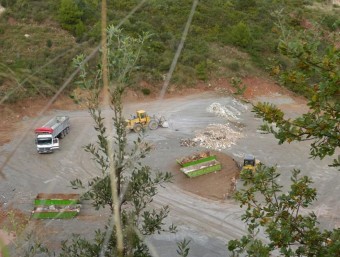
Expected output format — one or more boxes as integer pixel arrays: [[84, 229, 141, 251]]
[[136, 110, 150, 124], [241, 155, 258, 177], [136, 110, 147, 120], [243, 155, 255, 167]]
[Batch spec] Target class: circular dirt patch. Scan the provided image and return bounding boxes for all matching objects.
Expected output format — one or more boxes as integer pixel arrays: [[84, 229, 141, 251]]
[[172, 151, 240, 201]]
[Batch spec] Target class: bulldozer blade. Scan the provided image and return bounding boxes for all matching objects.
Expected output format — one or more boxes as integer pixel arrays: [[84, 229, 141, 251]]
[[161, 121, 169, 128]]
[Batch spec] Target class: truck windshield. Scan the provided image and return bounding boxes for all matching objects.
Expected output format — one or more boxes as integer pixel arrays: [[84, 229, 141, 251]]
[[37, 138, 52, 145]]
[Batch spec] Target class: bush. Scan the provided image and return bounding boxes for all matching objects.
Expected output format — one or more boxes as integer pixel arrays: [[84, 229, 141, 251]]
[[228, 61, 240, 71], [141, 88, 151, 95], [74, 21, 86, 38], [230, 76, 246, 95], [46, 39, 52, 48], [195, 61, 208, 81], [229, 21, 252, 48], [172, 65, 196, 85], [232, 0, 256, 10], [33, 11, 46, 23], [321, 14, 340, 31], [58, 0, 83, 35]]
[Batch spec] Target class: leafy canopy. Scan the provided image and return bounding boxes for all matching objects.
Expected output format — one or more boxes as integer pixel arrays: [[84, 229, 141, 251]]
[[65, 27, 175, 257], [228, 166, 340, 257], [254, 23, 339, 168], [229, 8, 340, 256]]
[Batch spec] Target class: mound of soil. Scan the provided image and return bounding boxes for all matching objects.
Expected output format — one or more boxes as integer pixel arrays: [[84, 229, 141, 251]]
[[172, 151, 240, 201]]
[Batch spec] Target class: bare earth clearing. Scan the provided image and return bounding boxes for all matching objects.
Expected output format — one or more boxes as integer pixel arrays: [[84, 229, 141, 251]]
[[1, 77, 339, 257]]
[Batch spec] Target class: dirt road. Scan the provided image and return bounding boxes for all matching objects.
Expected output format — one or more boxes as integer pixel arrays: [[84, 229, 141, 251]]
[[1, 85, 339, 256]]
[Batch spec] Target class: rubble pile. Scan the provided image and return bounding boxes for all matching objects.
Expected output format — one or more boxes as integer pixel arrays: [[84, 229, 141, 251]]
[[214, 87, 231, 96], [180, 138, 198, 147], [179, 100, 248, 151], [34, 204, 81, 212], [207, 103, 240, 121], [231, 98, 248, 111], [193, 123, 243, 151], [178, 151, 210, 165]]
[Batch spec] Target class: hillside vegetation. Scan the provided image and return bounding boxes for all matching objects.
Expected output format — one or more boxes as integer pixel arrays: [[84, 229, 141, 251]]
[[0, 0, 338, 102]]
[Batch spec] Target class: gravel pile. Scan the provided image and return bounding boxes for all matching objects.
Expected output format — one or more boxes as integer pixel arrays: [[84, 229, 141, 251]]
[[193, 123, 243, 150], [181, 100, 247, 150], [180, 138, 198, 147], [206, 101, 247, 120], [33, 204, 81, 212], [177, 151, 210, 165]]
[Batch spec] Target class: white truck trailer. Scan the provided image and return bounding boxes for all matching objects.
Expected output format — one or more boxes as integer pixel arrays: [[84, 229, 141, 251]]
[[35, 116, 70, 153]]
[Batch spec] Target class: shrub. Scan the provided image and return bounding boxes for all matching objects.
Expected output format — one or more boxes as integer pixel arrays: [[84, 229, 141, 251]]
[[141, 88, 151, 95], [46, 39, 52, 48], [230, 76, 247, 95], [229, 21, 252, 48], [321, 14, 340, 31], [172, 65, 196, 86], [74, 21, 85, 38], [58, 0, 83, 35], [195, 61, 208, 81], [232, 0, 256, 10], [228, 61, 240, 71]]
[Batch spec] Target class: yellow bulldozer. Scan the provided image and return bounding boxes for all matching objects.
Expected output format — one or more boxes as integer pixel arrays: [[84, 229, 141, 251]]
[[241, 154, 260, 173], [126, 110, 168, 133]]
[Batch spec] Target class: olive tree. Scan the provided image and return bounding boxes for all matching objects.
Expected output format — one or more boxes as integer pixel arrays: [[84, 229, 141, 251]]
[[228, 13, 340, 257], [254, 18, 339, 169], [62, 26, 175, 257], [228, 166, 340, 256]]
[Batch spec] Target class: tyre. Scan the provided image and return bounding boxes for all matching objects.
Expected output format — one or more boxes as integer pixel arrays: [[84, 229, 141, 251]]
[[148, 120, 158, 130], [133, 124, 143, 133]]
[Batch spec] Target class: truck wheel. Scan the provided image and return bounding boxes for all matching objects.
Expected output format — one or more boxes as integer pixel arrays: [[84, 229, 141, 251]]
[[148, 120, 158, 130], [133, 124, 143, 133], [61, 130, 66, 138]]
